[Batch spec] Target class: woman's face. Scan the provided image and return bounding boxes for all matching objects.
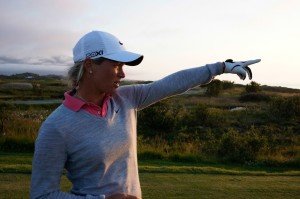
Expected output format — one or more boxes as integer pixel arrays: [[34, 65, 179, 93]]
[[86, 58, 125, 94]]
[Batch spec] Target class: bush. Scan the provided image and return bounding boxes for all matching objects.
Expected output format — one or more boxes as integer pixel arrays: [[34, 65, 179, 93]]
[[205, 108, 230, 128], [268, 96, 300, 119], [218, 128, 267, 163], [205, 80, 222, 96], [222, 80, 234, 90], [199, 129, 220, 155], [239, 92, 271, 102], [245, 81, 261, 93], [169, 153, 204, 163], [0, 137, 34, 152], [204, 80, 235, 96], [138, 151, 165, 160], [137, 101, 175, 137], [182, 103, 209, 128], [218, 129, 244, 163], [0, 104, 13, 136]]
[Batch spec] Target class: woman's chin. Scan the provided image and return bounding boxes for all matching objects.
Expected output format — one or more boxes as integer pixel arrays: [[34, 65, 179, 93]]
[[108, 88, 117, 95]]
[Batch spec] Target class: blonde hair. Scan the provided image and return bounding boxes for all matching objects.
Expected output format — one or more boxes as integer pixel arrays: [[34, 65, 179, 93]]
[[67, 61, 84, 87], [67, 57, 106, 88]]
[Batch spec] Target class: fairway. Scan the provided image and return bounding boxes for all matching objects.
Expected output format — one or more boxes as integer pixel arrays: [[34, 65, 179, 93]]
[[0, 153, 300, 198], [140, 173, 300, 199], [1, 172, 299, 199]]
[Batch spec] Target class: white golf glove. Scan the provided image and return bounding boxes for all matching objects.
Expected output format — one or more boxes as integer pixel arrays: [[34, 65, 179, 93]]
[[223, 59, 261, 80]]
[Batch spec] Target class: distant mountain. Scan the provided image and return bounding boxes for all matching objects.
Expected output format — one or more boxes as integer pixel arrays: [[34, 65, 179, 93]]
[[0, 72, 65, 80], [0, 73, 152, 84], [11, 72, 40, 79], [43, 74, 66, 79]]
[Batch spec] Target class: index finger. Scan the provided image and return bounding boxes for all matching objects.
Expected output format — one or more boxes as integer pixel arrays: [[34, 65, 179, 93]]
[[244, 59, 261, 65]]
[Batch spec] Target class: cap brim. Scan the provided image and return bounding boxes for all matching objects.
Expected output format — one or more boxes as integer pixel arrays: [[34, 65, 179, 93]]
[[101, 51, 143, 66]]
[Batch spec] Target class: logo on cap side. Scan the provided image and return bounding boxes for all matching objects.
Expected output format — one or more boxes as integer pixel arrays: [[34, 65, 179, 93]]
[[86, 50, 104, 58], [119, 41, 123, 45]]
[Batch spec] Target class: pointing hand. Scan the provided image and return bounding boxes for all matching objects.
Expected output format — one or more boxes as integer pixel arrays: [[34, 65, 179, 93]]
[[223, 59, 261, 80]]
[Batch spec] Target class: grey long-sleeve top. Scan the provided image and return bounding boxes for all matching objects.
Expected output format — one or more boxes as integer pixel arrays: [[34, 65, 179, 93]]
[[30, 62, 224, 199]]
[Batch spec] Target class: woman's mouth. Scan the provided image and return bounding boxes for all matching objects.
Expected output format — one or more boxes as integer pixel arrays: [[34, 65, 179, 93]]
[[113, 81, 120, 87]]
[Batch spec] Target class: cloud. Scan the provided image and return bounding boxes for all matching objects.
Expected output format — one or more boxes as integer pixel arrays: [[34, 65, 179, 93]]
[[0, 1, 92, 58], [0, 55, 72, 66]]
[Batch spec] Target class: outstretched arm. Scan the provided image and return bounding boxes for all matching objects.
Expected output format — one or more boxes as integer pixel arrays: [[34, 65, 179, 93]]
[[119, 62, 223, 110], [118, 59, 261, 111]]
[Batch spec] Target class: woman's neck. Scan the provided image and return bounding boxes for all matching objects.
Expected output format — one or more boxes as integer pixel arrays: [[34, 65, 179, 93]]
[[75, 87, 106, 107]]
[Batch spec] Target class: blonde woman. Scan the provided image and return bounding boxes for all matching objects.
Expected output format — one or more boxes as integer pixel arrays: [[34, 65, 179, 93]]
[[30, 30, 260, 199]]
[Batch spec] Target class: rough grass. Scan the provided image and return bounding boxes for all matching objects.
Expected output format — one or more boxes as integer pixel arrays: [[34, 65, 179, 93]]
[[1, 152, 300, 198], [1, 173, 299, 199], [1, 152, 299, 175], [140, 173, 300, 199]]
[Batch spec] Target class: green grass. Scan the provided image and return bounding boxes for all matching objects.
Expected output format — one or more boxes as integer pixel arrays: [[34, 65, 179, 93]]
[[140, 173, 300, 199], [1, 152, 300, 198], [1, 173, 299, 199], [1, 152, 299, 176]]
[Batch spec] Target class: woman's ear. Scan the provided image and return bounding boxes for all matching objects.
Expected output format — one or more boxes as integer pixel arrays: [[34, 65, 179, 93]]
[[83, 58, 93, 74]]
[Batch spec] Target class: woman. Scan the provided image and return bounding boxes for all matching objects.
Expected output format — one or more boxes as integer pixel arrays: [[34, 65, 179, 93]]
[[30, 30, 260, 199]]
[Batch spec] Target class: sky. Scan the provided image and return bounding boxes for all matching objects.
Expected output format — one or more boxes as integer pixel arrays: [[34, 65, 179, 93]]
[[0, 0, 299, 89]]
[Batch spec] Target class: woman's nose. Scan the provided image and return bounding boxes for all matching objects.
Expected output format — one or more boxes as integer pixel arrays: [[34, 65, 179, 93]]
[[118, 68, 125, 79]]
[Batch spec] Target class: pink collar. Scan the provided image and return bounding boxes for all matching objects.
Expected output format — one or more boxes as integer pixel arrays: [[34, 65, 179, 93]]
[[63, 90, 111, 112]]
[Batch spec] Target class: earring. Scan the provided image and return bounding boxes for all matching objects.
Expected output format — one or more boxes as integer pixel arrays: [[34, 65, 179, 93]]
[[89, 70, 93, 74]]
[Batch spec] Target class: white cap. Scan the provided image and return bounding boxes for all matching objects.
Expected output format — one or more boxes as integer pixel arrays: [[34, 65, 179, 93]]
[[73, 31, 143, 66]]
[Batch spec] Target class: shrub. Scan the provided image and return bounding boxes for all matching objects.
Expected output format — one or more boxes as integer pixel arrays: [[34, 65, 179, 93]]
[[182, 103, 209, 128], [138, 151, 165, 160], [137, 101, 174, 137], [205, 79, 223, 96], [245, 81, 261, 93], [222, 80, 234, 90], [239, 92, 271, 102], [205, 108, 229, 128], [0, 137, 34, 152], [199, 129, 220, 155], [169, 153, 204, 163], [268, 96, 300, 119], [217, 128, 267, 163], [0, 104, 13, 136], [218, 129, 244, 163], [137, 101, 186, 140]]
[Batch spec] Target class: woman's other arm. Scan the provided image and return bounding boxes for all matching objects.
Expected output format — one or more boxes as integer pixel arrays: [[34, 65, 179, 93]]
[[30, 122, 105, 199]]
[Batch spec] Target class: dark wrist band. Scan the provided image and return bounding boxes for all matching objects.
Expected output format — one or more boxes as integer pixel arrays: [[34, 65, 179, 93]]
[[222, 62, 226, 73]]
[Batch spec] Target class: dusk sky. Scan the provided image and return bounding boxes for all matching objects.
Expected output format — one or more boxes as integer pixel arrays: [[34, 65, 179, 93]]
[[0, 0, 299, 88]]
